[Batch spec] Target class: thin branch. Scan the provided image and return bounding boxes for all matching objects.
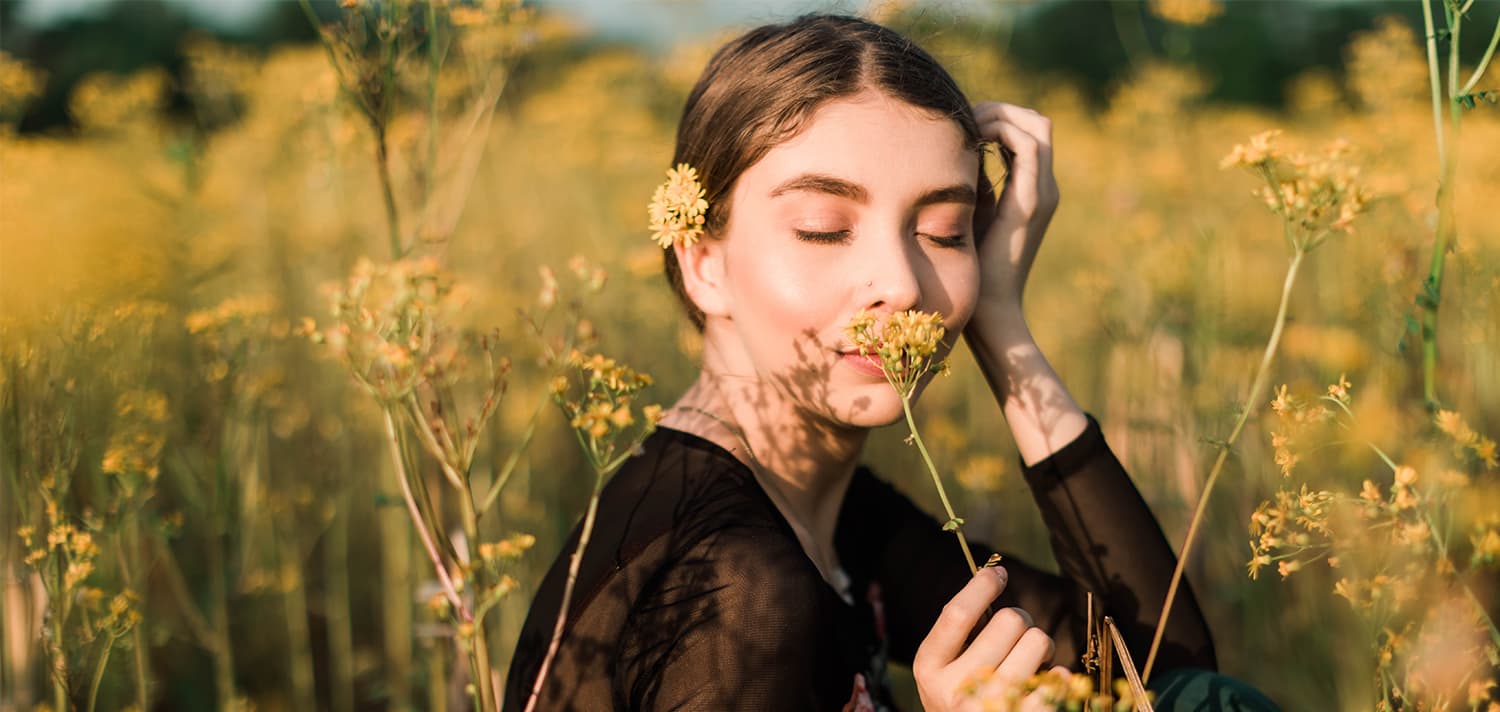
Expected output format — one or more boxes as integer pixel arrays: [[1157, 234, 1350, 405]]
[[382, 408, 467, 621], [1459, 16, 1500, 94]]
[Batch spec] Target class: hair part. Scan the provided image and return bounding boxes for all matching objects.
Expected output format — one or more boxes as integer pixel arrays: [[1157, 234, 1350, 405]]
[[663, 13, 996, 330]]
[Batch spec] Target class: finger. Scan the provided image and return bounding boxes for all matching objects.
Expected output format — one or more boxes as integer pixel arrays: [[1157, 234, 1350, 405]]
[[972, 102, 1053, 146], [973, 103, 1053, 179], [914, 566, 1009, 672], [1019, 687, 1061, 712], [948, 606, 1033, 683], [991, 626, 1055, 684], [977, 119, 1042, 201], [977, 117, 1051, 189]]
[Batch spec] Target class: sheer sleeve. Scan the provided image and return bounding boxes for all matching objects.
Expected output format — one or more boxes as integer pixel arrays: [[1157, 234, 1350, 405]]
[[837, 413, 1217, 675], [613, 525, 847, 711]]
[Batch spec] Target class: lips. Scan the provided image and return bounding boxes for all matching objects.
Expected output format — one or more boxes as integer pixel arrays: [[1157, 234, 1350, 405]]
[[839, 351, 886, 379]]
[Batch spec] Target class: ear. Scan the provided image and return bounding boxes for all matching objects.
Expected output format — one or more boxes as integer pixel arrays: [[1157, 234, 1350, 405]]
[[673, 237, 732, 321]]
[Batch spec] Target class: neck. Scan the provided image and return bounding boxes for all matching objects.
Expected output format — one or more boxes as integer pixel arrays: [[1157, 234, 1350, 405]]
[[659, 347, 868, 582]]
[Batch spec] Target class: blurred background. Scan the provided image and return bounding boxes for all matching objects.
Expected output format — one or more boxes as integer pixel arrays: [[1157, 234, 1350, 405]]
[[2, 0, 1498, 710]]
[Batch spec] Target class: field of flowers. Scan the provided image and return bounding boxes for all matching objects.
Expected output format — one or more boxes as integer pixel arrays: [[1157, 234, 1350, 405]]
[[2, 1, 1498, 709]]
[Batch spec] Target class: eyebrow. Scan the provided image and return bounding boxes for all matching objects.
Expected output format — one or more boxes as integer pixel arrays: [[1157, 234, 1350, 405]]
[[768, 172, 976, 207]]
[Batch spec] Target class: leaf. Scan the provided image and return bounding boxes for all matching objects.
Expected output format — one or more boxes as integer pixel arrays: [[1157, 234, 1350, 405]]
[[1397, 313, 1420, 354], [942, 517, 965, 532], [1416, 278, 1441, 310]]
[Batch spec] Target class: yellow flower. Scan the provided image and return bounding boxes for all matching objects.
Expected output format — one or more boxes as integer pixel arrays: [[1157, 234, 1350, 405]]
[[648, 163, 709, 249], [1435, 409, 1466, 438], [1270, 384, 1292, 415], [844, 308, 949, 395], [1327, 373, 1351, 402], [1472, 529, 1500, 566], [1221, 130, 1282, 169]]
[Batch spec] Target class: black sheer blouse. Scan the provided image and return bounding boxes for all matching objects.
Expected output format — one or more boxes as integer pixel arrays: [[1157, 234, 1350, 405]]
[[502, 414, 1216, 711]]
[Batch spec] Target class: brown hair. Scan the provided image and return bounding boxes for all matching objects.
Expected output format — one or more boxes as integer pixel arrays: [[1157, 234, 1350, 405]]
[[663, 13, 996, 330]]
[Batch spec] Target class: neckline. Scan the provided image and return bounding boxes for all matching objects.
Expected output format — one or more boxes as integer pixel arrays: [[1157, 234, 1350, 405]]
[[652, 424, 864, 607]]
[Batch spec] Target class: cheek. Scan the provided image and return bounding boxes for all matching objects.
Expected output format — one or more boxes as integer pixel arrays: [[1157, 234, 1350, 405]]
[[926, 252, 982, 329], [729, 242, 842, 335]]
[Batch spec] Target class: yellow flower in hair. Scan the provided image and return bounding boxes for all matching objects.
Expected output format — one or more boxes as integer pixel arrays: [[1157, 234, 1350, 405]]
[[648, 163, 709, 248]]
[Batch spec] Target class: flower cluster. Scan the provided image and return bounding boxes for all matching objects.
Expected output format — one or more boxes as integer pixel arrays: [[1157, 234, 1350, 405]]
[[100, 389, 170, 497], [1247, 484, 1339, 579], [845, 308, 950, 396], [648, 163, 709, 249], [309, 257, 475, 402], [1222, 130, 1369, 243], [1266, 379, 1343, 478], [1247, 376, 1500, 708], [961, 667, 1152, 712], [1435, 409, 1499, 468], [551, 349, 660, 471]]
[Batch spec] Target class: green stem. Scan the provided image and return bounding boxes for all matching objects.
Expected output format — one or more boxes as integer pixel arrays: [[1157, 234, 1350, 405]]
[[425, 0, 440, 219], [1420, 0, 1464, 410], [85, 632, 118, 712], [324, 492, 356, 712], [50, 598, 67, 712], [206, 530, 236, 710], [280, 530, 317, 712], [1460, 16, 1500, 94], [458, 489, 498, 712], [115, 515, 150, 710], [383, 408, 466, 618], [376, 126, 404, 259], [427, 637, 447, 712], [1143, 247, 1306, 682], [900, 394, 977, 575], [479, 396, 545, 514], [524, 465, 611, 712], [1424, 0, 1448, 163]]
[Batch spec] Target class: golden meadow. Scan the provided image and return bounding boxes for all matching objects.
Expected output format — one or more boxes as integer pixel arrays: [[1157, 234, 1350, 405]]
[[1, 1, 1498, 709]]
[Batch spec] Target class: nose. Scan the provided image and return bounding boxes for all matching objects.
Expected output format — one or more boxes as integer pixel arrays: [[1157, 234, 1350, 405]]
[[859, 232, 923, 314]]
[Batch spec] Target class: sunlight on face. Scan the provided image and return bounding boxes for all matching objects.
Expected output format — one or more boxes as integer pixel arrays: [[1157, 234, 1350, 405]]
[[712, 89, 982, 428]]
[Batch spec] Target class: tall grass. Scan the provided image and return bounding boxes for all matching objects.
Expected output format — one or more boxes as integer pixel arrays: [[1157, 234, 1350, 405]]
[[1, 3, 1497, 709]]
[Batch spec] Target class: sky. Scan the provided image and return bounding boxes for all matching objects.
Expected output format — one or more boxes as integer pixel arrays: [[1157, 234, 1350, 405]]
[[10, 0, 997, 44]]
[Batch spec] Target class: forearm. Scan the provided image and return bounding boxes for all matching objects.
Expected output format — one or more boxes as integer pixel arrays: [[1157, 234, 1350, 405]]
[[964, 301, 1087, 466]]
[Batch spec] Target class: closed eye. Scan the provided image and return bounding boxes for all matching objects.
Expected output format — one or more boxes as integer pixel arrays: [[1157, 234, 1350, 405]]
[[794, 229, 852, 244], [921, 233, 967, 248]]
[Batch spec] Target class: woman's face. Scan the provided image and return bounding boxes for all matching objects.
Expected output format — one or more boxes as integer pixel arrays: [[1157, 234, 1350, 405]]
[[709, 88, 982, 428]]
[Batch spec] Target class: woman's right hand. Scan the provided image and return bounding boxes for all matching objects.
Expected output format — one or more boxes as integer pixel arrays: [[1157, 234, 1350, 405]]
[[913, 566, 1068, 711]]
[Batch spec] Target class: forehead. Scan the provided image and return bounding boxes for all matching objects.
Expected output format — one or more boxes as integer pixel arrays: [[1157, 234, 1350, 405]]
[[736, 90, 978, 201]]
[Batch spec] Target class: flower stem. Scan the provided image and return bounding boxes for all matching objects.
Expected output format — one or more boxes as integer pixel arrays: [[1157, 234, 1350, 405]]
[[900, 394, 977, 575], [86, 631, 118, 712], [382, 408, 466, 619], [1459, 15, 1500, 95], [524, 466, 610, 712], [458, 488, 498, 712], [1419, 0, 1461, 411], [1143, 247, 1306, 682]]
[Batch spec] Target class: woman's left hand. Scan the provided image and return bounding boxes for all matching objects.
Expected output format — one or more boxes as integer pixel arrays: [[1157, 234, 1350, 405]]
[[971, 102, 1059, 312]]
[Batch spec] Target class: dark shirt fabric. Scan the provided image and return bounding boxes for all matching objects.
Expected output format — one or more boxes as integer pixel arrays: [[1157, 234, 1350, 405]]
[[502, 414, 1216, 711]]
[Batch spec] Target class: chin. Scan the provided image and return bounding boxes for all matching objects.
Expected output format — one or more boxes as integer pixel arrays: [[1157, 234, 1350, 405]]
[[819, 381, 909, 429]]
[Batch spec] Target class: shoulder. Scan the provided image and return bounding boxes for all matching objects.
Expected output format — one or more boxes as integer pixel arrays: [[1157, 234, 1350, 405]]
[[616, 428, 820, 589], [603, 426, 788, 542]]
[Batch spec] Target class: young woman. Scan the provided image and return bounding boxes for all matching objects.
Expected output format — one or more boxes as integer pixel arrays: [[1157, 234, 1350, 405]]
[[503, 14, 1254, 711]]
